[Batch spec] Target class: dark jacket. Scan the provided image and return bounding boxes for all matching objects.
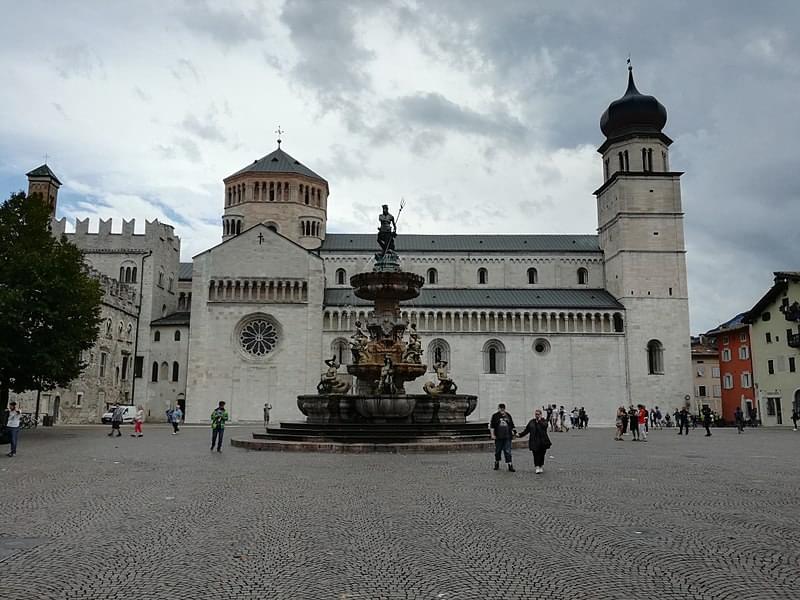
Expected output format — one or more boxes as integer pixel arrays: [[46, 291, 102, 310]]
[[489, 411, 516, 440], [518, 418, 551, 452]]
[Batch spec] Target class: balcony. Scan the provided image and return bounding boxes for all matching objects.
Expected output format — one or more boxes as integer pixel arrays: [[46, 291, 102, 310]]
[[788, 333, 800, 349]]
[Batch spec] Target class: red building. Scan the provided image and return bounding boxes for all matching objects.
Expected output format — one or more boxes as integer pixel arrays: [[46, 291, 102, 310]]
[[706, 314, 756, 423]]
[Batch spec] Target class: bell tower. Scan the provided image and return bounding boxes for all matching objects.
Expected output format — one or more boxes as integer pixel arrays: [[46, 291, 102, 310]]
[[221, 136, 329, 249], [594, 65, 692, 407], [26, 164, 61, 219]]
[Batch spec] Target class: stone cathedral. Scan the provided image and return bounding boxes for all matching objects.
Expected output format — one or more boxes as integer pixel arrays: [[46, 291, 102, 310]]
[[18, 69, 692, 426]]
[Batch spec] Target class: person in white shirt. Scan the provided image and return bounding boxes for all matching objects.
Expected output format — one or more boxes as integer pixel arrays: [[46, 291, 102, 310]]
[[4, 401, 21, 457], [131, 405, 144, 438]]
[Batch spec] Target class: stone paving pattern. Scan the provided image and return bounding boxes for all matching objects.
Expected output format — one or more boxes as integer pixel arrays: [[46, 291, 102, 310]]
[[1, 424, 798, 599]]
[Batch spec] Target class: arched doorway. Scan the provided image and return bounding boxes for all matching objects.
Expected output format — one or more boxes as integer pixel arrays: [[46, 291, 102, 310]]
[[794, 389, 800, 415], [177, 393, 186, 419], [53, 396, 61, 423]]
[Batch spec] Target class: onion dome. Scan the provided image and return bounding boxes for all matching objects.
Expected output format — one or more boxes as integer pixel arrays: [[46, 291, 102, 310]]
[[600, 67, 667, 139]]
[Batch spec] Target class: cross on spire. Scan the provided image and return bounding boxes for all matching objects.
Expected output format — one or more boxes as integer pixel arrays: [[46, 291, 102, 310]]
[[275, 125, 284, 148]]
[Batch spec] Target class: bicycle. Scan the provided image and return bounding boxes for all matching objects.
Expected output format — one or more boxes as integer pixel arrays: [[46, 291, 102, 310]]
[[20, 413, 38, 429]]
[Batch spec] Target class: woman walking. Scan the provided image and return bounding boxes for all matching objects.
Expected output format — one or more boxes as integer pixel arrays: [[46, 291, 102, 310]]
[[131, 405, 144, 437], [615, 406, 626, 441], [517, 409, 552, 474]]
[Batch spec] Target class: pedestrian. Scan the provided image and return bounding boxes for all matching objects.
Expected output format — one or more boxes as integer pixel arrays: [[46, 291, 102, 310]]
[[655, 406, 662, 429], [169, 405, 183, 434], [545, 404, 554, 432], [571, 407, 579, 429], [489, 403, 516, 472], [4, 401, 22, 457], [581, 407, 589, 429], [637, 404, 648, 442], [621, 407, 629, 435], [263, 402, 272, 432], [701, 405, 712, 437], [734, 406, 745, 434], [791, 409, 798, 431], [210, 401, 229, 452], [678, 407, 690, 436], [673, 409, 680, 428], [628, 405, 639, 441], [517, 408, 551, 474], [614, 406, 626, 441], [558, 406, 568, 432], [131, 405, 144, 437], [108, 403, 124, 437]]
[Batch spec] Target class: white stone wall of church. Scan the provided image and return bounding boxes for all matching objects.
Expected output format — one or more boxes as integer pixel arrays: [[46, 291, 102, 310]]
[[185, 226, 324, 423], [323, 253, 605, 289], [320, 331, 627, 426], [144, 324, 189, 421], [623, 297, 693, 413]]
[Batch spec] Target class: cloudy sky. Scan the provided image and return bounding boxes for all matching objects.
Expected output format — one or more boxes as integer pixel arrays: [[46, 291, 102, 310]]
[[1, 0, 798, 333]]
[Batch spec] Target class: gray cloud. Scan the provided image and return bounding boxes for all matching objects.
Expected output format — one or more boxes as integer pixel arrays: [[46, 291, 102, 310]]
[[174, 137, 202, 163], [182, 112, 226, 143], [176, 1, 267, 46], [170, 58, 201, 83]]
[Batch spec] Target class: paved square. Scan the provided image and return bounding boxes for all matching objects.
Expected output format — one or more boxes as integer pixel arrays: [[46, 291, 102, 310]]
[[1, 424, 798, 599]]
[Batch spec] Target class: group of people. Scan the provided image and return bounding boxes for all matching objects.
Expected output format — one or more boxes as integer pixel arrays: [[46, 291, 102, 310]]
[[614, 404, 717, 440], [104, 401, 230, 452], [489, 404, 552, 474]]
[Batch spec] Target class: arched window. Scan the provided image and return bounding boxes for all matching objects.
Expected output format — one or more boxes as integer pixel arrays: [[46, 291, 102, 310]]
[[427, 268, 438, 285], [478, 268, 488, 285], [119, 266, 124, 281], [236, 220, 242, 235], [613, 313, 624, 333], [151, 361, 159, 382], [331, 338, 349, 365], [154, 330, 161, 342], [131, 266, 137, 283], [577, 268, 588, 285], [482, 339, 506, 374], [158, 271, 164, 287], [527, 267, 538, 284], [427, 338, 450, 372], [647, 340, 664, 375], [336, 268, 347, 285], [172, 362, 179, 382], [174, 330, 181, 342]]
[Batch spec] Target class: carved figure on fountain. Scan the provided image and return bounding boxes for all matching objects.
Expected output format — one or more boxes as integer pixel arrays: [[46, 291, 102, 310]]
[[349, 320, 369, 364], [401, 323, 423, 364], [423, 360, 458, 395], [375, 355, 397, 395], [317, 355, 352, 395]]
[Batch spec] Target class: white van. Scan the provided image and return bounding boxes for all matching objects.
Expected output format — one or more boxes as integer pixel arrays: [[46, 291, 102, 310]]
[[101, 405, 137, 424]]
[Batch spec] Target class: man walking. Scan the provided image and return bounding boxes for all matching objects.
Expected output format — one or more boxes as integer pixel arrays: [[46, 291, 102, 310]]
[[108, 403, 124, 437], [701, 405, 713, 437], [638, 404, 648, 442], [734, 406, 745, 434], [4, 401, 21, 457], [210, 401, 229, 452], [263, 402, 272, 432], [628, 405, 639, 441], [791, 409, 798, 431], [489, 403, 516, 472], [169, 404, 183, 435], [678, 406, 690, 436]]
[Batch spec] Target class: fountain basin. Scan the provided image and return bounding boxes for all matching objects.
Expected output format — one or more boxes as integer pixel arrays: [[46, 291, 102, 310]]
[[297, 394, 478, 424], [350, 271, 424, 302]]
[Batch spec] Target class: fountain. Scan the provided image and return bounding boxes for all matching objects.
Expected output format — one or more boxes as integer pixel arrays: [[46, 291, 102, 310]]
[[237, 204, 484, 451]]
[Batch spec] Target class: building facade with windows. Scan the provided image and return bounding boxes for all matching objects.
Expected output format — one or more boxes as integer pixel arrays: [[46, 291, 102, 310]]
[[704, 314, 756, 424], [690, 338, 721, 418], [16, 68, 692, 425], [744, 272, 800, 426]]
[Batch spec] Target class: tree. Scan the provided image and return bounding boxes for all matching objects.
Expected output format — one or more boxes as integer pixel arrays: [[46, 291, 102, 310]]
[[0, 191, 103, 413]]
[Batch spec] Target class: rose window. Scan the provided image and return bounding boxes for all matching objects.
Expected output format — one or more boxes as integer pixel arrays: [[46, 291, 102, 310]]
[[239, 319, 278, 356]]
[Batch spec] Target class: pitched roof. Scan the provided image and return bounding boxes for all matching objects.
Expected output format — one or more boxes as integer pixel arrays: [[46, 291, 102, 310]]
[[324, 288, 623, 310], [743, 272, 800, 323], [179, 262, 193, 281], [26, 164, 62, 185], [321, 234, 601, 253], [226, 147, 326, 183], [150, 312, 191, 326]]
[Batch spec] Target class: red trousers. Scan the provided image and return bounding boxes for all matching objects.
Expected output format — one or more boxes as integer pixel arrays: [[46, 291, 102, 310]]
[[134, 421, 142, 434]]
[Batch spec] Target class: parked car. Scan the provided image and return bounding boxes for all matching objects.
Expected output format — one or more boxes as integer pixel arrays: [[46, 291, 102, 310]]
[[100, 405, 136, 424]]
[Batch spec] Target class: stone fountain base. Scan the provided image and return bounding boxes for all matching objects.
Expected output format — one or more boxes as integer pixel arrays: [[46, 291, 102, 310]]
[[297, 394, 477, 424]]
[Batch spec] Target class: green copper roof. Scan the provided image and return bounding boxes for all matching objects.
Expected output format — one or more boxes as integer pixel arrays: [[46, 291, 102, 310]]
[[227, 147, 326, 183], [26, 164, 62, 185], [321, 234, 601, 253], [325, 288, 623, 310]]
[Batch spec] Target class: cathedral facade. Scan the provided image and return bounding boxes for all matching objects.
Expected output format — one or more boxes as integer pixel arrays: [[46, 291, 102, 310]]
[[19, 70, 692, 426]]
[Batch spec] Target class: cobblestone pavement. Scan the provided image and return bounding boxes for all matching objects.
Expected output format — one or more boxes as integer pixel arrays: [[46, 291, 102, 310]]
[[1, 424, 798, 599]]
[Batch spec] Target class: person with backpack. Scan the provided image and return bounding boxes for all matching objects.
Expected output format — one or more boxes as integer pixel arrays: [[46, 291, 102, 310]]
[[489, 403, 516, 472], [168, 405, 183, 434], [517, 408, 552, 474], [210, 401, 229, 452], [108, 403, 124, 437]]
